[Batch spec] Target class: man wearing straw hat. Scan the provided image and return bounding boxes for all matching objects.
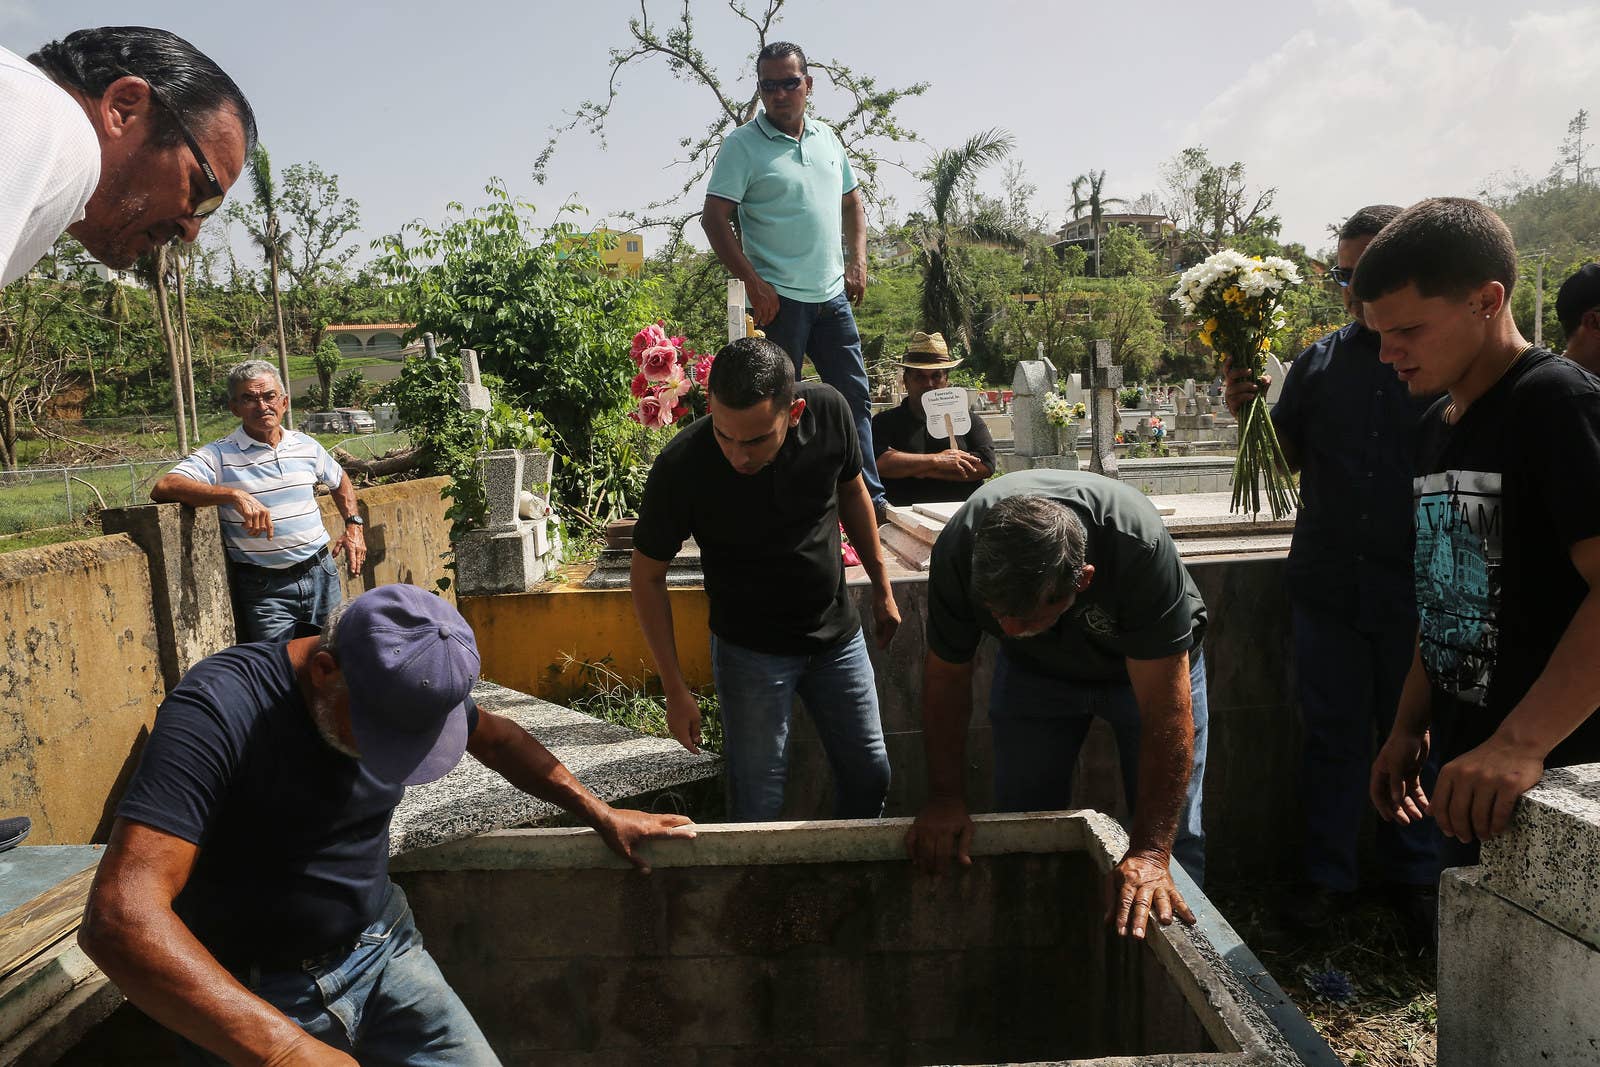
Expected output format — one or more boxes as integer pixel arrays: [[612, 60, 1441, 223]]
[[870, 331, 996, 508]]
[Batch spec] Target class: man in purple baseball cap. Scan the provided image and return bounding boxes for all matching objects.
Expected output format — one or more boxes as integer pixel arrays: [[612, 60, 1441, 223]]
[[80, 583, 695, 1064]]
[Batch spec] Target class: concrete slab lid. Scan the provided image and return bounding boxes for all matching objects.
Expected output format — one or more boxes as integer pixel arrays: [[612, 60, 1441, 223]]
[[392, 811, 1302, 1065], [1480, 763, 1600, 950]]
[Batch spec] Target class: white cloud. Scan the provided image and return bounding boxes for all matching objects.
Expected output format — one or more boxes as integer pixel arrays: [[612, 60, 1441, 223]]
[[1177, 0, 1599, 249]]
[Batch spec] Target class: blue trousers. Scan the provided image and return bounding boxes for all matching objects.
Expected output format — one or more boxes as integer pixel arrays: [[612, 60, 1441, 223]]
[[989, 648, 1209, 886], [711, 629, 890, 821], [763, 291, 886, 505], [230, 548, 343, 643], [182, 883, 498, 1065], [1293, 602, 1438, 890]]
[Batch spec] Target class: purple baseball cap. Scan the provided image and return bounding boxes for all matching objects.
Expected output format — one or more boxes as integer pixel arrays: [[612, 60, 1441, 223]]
[[337, 584, 480, 785]]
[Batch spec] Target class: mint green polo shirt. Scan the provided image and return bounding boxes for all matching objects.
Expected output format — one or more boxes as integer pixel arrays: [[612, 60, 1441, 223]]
[[706, 112, 857, 303]]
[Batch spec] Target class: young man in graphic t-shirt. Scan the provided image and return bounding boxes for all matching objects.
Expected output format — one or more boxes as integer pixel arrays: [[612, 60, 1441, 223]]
[[1358, 197, 1600, 868]]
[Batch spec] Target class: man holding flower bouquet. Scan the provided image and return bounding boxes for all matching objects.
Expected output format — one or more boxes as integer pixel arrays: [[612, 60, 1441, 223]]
[[630, 337, 900, 821], [1225, 205, 1441, 937], [905, 471, 1209, 939]]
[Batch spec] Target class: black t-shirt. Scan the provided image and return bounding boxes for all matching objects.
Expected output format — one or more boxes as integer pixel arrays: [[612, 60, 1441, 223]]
[[871, 397, 998, 507], [633, 381, 863, 654], [927, 470, 1207, 682], [1413, 349, 1600, 764], [115, 642, 479, 966]]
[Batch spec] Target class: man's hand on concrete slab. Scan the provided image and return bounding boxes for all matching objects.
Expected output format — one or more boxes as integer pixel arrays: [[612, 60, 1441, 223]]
[[1369, 727, 1432, 826], [905, 793, 974, 876], [747, 277, 780, 327], [1106, 849, 1195, 939], [596, 808, 697, 875], [232, 489, 273, 538], [1431, 733, 1543, 843]]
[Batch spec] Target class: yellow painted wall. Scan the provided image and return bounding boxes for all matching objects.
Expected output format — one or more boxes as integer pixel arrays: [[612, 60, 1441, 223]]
[[318, 476, 455, 605], [0, 535, 166, 844], [460, 582, 711, 701]]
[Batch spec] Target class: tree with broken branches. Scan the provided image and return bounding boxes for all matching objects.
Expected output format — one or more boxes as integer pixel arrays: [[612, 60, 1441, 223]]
[[0, 279, 80, 470], [536, 0, 929, 244]]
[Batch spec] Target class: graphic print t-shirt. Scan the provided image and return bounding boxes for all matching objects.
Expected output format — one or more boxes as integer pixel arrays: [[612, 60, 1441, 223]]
[[1413, 349, 1600, 765]]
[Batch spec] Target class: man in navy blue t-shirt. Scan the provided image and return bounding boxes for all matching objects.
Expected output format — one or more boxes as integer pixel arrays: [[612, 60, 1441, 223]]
[[79, 584, 694, 1065]]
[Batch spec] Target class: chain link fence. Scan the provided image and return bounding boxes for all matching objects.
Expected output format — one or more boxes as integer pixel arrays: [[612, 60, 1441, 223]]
[[0, 429, 414, 536]]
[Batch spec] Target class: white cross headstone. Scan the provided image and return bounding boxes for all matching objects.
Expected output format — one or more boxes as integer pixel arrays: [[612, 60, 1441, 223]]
[[458, 347, 491, 412]]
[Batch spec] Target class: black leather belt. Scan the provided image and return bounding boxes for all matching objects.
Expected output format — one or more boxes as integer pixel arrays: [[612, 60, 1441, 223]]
[[233, 545, 330, 577]]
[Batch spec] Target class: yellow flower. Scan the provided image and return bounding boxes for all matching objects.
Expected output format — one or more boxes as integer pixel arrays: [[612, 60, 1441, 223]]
[[1198, 329, 1213, 349], [1204, 317, 1218, 333]]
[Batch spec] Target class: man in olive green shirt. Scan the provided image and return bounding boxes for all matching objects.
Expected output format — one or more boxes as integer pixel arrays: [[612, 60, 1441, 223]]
[[905, 470, 1210, 939]]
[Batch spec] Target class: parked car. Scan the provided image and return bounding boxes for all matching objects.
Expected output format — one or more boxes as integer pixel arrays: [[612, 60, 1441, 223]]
[[300, 408, 376, 434], [336, 408, 377, 433]]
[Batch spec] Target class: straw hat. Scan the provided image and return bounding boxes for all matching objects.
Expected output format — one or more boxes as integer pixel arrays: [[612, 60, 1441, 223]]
[[895, 331, 963, 371]]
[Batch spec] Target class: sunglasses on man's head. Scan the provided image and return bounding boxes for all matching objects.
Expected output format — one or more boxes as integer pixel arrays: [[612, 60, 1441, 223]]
[[1327, 266, 1355, 289], [759, 76, 805, 93]]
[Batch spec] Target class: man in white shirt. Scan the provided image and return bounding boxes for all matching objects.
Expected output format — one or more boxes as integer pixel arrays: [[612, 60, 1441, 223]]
[[0, 26, 253, 285], [153, 361, 366, 643]]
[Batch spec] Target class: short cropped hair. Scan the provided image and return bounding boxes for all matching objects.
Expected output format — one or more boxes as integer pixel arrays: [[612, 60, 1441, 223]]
[[971, 497, 1087, 617], [227, 359, 283, 401], [29, 26, 256, 150], [757, 41, 808, 73], [707, 337, 796, 410], [1350, 197, 1518, 303], [1337, 204, 1403, 242]]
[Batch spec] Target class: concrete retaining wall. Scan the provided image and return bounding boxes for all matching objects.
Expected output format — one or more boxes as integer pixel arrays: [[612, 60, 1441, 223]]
[[0, 537, 166, 844], [316, 476, 455, 604]]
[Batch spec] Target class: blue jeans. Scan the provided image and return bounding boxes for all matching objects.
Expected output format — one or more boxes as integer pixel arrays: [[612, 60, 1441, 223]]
[[182, 883, 498, 1065], [989, 648, 1210, 886], [231, 547, 343, 643], [711, 629, 890, 821], [763, 291, 885, 505], [1294, 603, 1439, 890]]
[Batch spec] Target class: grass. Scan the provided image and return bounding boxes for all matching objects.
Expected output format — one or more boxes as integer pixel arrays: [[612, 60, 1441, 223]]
[[558, 654, 723, 754], [1207, 881, 1437, 1066], [0, 523, 98, 551], [286, 353, 396, 379]]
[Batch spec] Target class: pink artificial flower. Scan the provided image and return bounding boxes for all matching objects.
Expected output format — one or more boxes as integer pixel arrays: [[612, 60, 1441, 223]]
[[673, 401, 689, 420], [655, 366, 693, 407], [630, 322, 668, 365], [640, 343, 680, 382], [629, 372, 650, 399], [839, 524, 861, 566], [1148, 416, 1161, 428], [693, 353, 715, 388], [635, 393, 675, 429]]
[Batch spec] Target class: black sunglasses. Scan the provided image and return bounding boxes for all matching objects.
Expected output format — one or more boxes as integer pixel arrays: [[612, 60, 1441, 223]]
[[758, 76, 805, 93], [1327, 266, 1354, 288], [144, 81, 227, 220]]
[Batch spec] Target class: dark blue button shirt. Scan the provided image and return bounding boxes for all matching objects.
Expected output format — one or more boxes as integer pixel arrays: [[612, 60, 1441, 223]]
[[1271, 322, 1436, 627]]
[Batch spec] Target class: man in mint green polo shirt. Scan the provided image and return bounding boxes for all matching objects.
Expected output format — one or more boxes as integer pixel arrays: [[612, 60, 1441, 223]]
[[702, 40, 885, 518]]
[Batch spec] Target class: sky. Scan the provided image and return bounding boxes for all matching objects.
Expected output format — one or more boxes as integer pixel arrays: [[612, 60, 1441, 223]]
[[5, 0, 1596, 265]]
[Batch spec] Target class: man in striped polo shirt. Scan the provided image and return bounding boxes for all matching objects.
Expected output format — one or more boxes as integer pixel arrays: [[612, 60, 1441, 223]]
[[152, 360, 365, 642]]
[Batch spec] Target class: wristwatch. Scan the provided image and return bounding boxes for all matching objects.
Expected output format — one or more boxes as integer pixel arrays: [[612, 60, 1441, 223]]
[[343, 515, 365, 527]]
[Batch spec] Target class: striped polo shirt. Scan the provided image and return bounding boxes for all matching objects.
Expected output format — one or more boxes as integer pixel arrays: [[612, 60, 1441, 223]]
[[169, 427, 346, 568]]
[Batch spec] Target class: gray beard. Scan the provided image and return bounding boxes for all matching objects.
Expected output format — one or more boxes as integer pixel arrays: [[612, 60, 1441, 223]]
[[310, 690, 361, 759]]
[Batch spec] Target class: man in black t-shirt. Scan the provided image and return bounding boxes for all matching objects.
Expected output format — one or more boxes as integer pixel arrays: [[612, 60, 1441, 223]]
[[80, 584, 693, 1065], [1556, 262, 1600, 374], [1359, 198, 1600, 867], [904, 470, 1209, 939], [631, 336, 900, 821], [871, 331, 996, 507]]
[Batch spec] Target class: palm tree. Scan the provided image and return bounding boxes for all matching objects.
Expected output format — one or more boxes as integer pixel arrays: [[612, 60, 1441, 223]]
[[135, 246, 187, 454], [1069, 169, 1127, 278], [910, 129, 1029, 353], [239, 144, 293, 426]]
